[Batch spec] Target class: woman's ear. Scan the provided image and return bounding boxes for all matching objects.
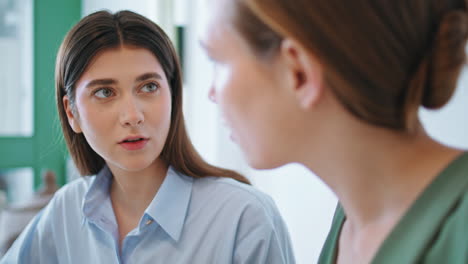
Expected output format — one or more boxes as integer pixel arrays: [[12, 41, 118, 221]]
[[280, 38, 324, 110], [63, 96, 82, 133]]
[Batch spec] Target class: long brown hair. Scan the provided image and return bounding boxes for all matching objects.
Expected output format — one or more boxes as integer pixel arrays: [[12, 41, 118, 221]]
[[56, 10, 249, 183], [234, 0, 468, 132]]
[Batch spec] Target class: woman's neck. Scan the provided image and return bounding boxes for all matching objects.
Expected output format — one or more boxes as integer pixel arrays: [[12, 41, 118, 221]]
[[302, 123, 461, 229], [108, 159, 168, 217]]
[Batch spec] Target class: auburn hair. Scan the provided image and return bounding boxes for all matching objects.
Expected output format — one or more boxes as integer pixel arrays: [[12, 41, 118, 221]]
[[233, 0, 468, 132]]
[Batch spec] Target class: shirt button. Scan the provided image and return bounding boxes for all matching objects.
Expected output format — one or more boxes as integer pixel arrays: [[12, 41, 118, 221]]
[[146, 219, 153, 225]]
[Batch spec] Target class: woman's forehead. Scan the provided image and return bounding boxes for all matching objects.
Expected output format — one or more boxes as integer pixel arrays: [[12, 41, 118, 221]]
[[76, 46, 168, 86]]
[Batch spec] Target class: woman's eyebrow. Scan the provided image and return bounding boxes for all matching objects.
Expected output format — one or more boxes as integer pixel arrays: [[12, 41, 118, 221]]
[[84, 72, 162, 88], [85, 78, 116, 89], [135, 72, 163, 82]]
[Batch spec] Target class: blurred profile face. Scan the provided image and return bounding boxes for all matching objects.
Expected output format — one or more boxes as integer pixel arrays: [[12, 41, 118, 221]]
[[200, 0, 301, 169], [63, 46, 172, 173]]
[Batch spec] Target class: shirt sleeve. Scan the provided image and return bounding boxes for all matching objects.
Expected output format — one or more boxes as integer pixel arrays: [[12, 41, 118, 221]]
[[0, 201, 58, 264], [233, 195, 295, 264]]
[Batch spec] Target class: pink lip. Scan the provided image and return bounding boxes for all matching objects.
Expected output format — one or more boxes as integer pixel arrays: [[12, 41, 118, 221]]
[[118, 136, 149, 151]]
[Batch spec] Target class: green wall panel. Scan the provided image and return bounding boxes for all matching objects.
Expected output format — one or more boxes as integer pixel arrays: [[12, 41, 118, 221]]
[[0, 0, 81, 188], [33, 0, 81, 186], [0, 138, 34, 168]]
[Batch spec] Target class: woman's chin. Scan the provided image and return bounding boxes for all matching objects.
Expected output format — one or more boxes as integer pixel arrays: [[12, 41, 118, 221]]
[[246, 154, 286, 171], [113, 160, 155, 173]]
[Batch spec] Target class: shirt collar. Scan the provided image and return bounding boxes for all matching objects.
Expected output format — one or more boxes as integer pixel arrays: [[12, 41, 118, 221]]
[[82, 165, 114, 224], [145, 166, 193, 242], [82, 165, 194, 242]]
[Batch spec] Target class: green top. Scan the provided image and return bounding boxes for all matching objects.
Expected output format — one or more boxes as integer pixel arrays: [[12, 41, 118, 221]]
[[318, 152, 468, 264]]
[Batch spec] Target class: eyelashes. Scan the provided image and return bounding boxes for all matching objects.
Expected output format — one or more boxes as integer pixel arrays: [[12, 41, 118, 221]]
[[91, 81, 161, 99], [93, 87, 114, 98], [140, 82, 160, 93]]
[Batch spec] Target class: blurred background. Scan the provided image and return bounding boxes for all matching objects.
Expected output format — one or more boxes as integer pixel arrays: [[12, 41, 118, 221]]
[[0, 0, 467, 262]]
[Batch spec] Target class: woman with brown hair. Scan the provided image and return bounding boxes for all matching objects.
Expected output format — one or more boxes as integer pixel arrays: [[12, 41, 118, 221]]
[[200, 0, 468, 263], [0, 10, 294, 264]]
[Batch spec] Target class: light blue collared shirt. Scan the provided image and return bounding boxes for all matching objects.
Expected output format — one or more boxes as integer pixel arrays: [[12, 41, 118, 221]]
[[1, 166, 295, 263]]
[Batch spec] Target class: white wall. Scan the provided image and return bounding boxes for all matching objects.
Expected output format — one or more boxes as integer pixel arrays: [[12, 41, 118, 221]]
[[82, 0, 174, 40], [82, 0, 157, 18], [1, 168, 34, 204], [420, 68, 468, 148], [0, 0, 33, 136]]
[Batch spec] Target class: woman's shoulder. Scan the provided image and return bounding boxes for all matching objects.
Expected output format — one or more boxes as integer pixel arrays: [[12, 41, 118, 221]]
[[191, 176, 281, 219], [447, 187, 468, 235], [27, 176, 96, 232], [40, 176, 96, 218], [190, 176, 294, 262], [194, 176, 274, 202], [424, 183, 468, 262], [51, 176, 95, 203]]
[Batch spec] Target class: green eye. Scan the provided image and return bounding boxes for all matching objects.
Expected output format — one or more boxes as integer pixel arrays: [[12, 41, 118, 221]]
[[94, 88, 114, 98], [141, 83, 159, 93]]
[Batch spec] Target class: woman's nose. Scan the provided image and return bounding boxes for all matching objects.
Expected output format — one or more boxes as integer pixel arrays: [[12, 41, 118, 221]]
[[120, 97, 144, 127]]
